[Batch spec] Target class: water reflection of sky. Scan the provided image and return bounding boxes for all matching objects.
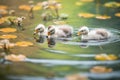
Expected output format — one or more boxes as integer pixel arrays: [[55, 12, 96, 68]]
[[24, 58, 120, 66]]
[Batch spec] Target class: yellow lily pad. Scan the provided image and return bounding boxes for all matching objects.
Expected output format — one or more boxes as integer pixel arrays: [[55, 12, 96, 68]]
[[115, 13, 120, 17], [104, 2, 120, 8], [33, 5, 42, 11], [19, 5, 31, 11], [0, 17, 6, 24], [66, 74, 88, 80], [19, 5, 41, 11], [90, 66, 113, 73], [78, 13, 95, 18], [96, 15, 111, 19], [0, 9, 8, 15], [95, 54, 118, 61], [15, 41, 33, 47], [5, 54, 26, 62], [0, 5, 8, 9], [0, 35, 17, 39], [0, 28, 17, 33]]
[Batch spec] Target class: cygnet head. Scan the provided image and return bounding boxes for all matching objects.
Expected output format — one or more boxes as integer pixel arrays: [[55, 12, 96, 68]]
[[77, 26, 89, 35], [48, 25, 56, 36], [35, 24, 45, 33]]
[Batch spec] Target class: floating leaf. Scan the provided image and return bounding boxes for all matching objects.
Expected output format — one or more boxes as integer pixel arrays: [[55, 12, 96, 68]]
[[0, 28, 17, 33], [0, 35, 17, 39], [104, 2, 120, 8], [66, 74, 88, 80], [19, 5, 31, 11], [19, 5, 41, 11], [90, 66, 113, 73], [78, 13, 95, 18], [0, 5, 8, 9], [0, 9, 8, 15], [96, 15, 111, 19], [115, 13, 120, 17], [33, 5, 42, 11], [0, 17, 6, 24], [15, 41, 33, 47], [5, 54, 26, 62], [95, 53, 118, 61]]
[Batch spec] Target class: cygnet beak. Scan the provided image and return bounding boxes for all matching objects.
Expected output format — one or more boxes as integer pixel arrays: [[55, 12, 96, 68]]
[[48, 32, 50, 36], [35, 29, 39, 33], [77, 32, 81, 36]]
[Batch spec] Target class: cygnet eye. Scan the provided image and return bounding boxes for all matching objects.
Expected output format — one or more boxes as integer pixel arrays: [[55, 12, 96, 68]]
[[37, 28, 40, 30], [81, 30, 84, 32], [50, 29, 55, 33]]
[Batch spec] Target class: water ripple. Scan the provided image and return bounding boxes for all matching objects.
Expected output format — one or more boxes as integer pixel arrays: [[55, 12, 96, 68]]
[[25, 58, 120, 66]]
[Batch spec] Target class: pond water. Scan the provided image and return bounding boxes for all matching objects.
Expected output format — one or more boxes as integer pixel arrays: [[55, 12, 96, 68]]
[[8, 71, 120, 80], [0, 27, 120, 80]]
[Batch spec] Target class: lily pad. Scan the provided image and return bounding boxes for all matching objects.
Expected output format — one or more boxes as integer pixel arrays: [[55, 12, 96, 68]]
[[0, 9, 8, 15], [78, 13, 95, 18], [115, 13, 120, 17], [19, 5, 41, 11], [0, 35, 17, 39], [90, 66, 113, 73], [0, 5, 8, 9], [95, 53, 118, 61], [96, 15, 111, 19], [15, 41, 33, 47], [0, 28, 17, 33], [5, 54, 26, 62], [104, 2, 120, 8]]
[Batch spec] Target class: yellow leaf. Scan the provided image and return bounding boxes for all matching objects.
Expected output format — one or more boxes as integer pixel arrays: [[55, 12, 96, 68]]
[[0, 35, 17, 39], [0, 28, 17, 33], [15, 41, 33, 47], [115, 13, 120, 17], [78, 13, 95, 18]]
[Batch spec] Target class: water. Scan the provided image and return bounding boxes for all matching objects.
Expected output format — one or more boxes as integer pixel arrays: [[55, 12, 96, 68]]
[[0, 28, 120, 80], [7, 71, 120, 80], [1, 57, 120, 79]]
